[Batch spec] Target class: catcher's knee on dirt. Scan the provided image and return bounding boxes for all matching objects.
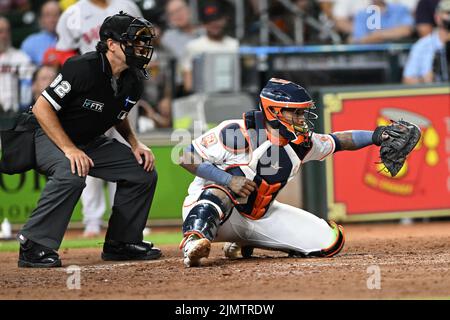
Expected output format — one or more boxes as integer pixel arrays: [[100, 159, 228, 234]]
[[182, 188, 233, 241], [290, 222, 345, 258], [313, 222, 345, 257]]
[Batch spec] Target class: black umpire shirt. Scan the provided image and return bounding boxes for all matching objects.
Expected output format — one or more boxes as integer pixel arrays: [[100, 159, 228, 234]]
[[41, 51, 143, 145]]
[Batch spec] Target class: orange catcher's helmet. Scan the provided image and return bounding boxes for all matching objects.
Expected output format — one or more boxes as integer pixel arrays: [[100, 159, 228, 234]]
[[259, 78, 317, 146]]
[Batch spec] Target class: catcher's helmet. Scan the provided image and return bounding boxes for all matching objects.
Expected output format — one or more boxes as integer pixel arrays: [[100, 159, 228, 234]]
[[99, 11, 155, 75], [259, 78, 317, 146]]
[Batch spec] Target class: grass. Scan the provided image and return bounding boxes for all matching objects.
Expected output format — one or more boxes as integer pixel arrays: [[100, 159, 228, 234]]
[[0, 231, 183, 253]]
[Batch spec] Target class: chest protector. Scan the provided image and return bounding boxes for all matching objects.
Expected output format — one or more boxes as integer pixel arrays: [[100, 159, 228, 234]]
[[225, 111, 311, 220]]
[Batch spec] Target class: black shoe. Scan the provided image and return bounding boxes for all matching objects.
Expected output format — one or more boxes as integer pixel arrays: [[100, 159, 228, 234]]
[[101, 240, 162, 261], [18, 237, 62, 268]]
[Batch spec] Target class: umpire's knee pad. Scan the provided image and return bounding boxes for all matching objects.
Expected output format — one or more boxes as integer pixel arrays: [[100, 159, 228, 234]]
[[182, 188, 232, 241]]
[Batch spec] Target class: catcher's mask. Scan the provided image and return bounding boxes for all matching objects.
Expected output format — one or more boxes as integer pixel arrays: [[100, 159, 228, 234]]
[[99, 11, 156, 76], [259, 78, 318, 146]]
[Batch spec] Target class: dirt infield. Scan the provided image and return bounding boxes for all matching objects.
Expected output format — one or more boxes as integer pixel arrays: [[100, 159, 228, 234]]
[[1, 221, 450, 300]]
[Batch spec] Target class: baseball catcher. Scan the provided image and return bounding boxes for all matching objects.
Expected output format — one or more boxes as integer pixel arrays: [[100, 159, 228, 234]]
[[178, 78, 421, 267]]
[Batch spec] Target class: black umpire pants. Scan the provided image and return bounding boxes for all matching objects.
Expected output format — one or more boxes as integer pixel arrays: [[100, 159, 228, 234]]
[[19, 128, 157, 250]]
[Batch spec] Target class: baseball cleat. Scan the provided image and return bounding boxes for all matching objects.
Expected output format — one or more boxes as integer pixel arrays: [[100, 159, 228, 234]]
[[223, 242, 240, 259], [183, 235, 211, 267], [223, 242, 254, 259]]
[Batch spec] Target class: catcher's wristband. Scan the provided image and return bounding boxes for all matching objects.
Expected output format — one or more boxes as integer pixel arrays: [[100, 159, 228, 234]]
[[352, 130, 374, 148], [372, 126, 386, 146], [196, 162, 233, 186]]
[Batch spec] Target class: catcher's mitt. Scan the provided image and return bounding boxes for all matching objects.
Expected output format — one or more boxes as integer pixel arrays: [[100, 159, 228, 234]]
[[372, 120, 421, 177]]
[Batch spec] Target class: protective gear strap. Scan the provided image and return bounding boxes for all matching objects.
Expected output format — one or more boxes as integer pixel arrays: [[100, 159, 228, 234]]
[[330, 134, 342, 152], [372, 126, 386, 146], [182, 203, 220, 241], [182, 189, 233, 241]]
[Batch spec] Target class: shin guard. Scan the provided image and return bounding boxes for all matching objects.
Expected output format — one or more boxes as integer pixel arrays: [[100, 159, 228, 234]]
[[182, 189, 232, 241]]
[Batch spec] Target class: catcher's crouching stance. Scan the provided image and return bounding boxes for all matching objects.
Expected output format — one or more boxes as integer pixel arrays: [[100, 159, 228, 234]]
[[178, 78, 421, 267]]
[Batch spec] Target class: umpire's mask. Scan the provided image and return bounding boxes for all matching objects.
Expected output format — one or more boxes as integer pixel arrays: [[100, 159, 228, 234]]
[[99, 11, 156, 76]]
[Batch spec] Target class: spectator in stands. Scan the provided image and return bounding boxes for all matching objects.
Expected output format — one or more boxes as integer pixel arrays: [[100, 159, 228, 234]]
[[182, 0, 239, 94], [20, 1, 61, 65], [332, 0, 371, 37], [317, 0, 347, 44], [403, 0, 450, 83], [350, 0, 414, 43], [138, 23, 173, 131], [0, 16, 34, 114], [138, 99, 172, 132], [31, 64, 58, 104], [55, 0, 141, 56], [41, 46, 74, 67], [246, 0, 326, 44], [415, 0, 441, 37], [290, 0, 334, 44], [333, 0, 417, 40], [389, 0, 419, 12], [134, 0, 166, 28], [318, 0, 335, 21], [161, 0, 204, 97], [0, 0, 30, 14]]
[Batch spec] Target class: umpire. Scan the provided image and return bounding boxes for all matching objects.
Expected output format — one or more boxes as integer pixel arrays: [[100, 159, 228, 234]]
[[16, 12, 161, 267]]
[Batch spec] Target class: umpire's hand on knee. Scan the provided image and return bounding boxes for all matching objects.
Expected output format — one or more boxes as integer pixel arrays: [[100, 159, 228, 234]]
[[132, 142, 155, 172], [64, 147, 95, 177]]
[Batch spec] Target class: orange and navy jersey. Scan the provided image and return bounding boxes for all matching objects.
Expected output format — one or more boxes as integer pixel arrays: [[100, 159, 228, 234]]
[[188, 111, 336, 219]]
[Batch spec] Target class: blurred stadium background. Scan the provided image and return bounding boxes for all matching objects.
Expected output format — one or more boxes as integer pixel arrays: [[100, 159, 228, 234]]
[[0, 0, 449, 237]]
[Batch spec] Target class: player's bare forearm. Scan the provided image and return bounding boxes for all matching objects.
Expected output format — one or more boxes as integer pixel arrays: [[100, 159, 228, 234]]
[[333, 132, 357, 150], [32, 96, 77, 152], [115, 119, 139, 148], [333, 131, 373, 151], [179, 149, 202, 176]]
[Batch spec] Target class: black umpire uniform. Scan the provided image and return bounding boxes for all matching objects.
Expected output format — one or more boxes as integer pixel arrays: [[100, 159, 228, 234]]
[[17, 12, 161, 267]]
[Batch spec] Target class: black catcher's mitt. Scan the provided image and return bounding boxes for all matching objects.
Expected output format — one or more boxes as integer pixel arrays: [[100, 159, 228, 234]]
[[372, 120, 421, 177]]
